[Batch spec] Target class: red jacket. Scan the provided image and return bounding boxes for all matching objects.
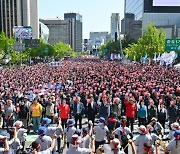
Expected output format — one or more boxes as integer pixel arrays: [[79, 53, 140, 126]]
[[124, 100, 137, 118], [58, 104, 70, 119]]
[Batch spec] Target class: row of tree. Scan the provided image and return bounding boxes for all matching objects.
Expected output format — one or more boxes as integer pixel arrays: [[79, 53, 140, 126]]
[[124, 23, 166, 61], [99, 23, 167, 61], [0, 31, 75, 65]]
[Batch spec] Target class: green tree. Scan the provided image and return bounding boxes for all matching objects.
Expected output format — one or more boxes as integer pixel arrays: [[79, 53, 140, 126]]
[[125, 23, 166, 61], [0, 31, 15, 55], [26, 39, 55, 58], [53, 41, 73, 58]]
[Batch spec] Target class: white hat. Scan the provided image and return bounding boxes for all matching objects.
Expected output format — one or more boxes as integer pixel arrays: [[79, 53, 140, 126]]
[[13, 121, 23, 129], [110, 138, 121, 149], [137, 125, 147, 134], [171, 122, 180, 130]]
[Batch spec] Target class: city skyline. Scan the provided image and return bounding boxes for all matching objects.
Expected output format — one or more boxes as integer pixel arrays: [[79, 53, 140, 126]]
[[39, 0, 124, 39]]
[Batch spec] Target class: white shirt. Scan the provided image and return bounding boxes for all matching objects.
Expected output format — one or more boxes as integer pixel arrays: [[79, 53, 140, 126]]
[[37, 149, 51, 154], [67, 145, 91, 154], [35, 135, 52, 151], [64, 126, 76, 143], [135, 134, 152, 154], [93, 123, 109, 142], [167, 139, 180, 154], [115, 126, 131, 144], [17, 128, 27, 142], [165, 130, 175, 141]]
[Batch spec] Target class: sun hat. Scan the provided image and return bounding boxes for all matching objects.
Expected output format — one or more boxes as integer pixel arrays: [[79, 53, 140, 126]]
[[171, 122, 179, 130], [137, 125, 147, 135], [67, 119, 75, 127], [41, 118, 52, 126], [13, 121, 23, 129], [38, 126, 47, 136], [99, 117, 106, 123]]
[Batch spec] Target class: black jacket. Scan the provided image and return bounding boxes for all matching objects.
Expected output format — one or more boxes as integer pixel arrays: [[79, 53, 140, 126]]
[[86, 102, 97, 118]]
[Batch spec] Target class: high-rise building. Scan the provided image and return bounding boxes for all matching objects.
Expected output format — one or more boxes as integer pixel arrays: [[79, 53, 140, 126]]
[[0, 0, 39, 38], [125, 0, 180, 38], [39, 22, 49, 43], [111, 13, 120, 39], [64, 13, 82, 52], [123, 13, 142, 41], [40, 18, 71, 45], [89, 32, 110, 51]]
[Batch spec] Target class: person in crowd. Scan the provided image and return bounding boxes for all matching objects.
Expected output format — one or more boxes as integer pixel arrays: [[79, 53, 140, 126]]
[[35, 126, 52, 151], [5, 99, 16, 130], [137, 100, 148, 126], [72, 96, 84, 129], [81, 120, 93, 149], [18, 99, 29, 128], [41, 117, 63, 154], [147, 99, 157, 123], [0, 112, 3, 129], [13, 120, 27, 151], [30, 98, 43, 134], [107, 112, 120, 132], [114, 116, 133, 154], [86, 94, 97, 126], [167, 99, 178, 128], [135, 125, 152, 154], [97, 95, 111, 120], [64, 119, 76, 148], [38, 95, 46, 119], [157, 102, 167, 129], [149, 117, 164, 137], [31, 134, 57, 154], [57, 99, 70, 130], [166, 130, 180, 154], [146, 124, 160, 146], [93, 117, 109, 151], [8, 127, 21, 154], [124, 93, 137, 131], [111, 97, 121, 119], [23, 96, 31, 109], [163, 122, 180, 141], [45, 97, 56, 123], [67, 134, 95, 154], [0, 135, 10, 153]]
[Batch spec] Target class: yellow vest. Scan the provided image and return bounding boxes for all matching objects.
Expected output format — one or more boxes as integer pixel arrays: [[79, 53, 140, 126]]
[[30, 103, 42, 117]]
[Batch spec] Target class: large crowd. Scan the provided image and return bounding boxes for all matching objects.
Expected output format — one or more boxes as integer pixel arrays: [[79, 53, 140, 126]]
[[0, 58, 179, 154]]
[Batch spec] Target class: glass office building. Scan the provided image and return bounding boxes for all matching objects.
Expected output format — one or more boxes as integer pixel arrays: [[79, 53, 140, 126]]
[[125, 0, 143, 20], [125, 0, 180, 38], [64, 13, 83, 52]]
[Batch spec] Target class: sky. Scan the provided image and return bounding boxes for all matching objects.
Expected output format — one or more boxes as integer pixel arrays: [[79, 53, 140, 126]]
[[39, 0, 124, 39]]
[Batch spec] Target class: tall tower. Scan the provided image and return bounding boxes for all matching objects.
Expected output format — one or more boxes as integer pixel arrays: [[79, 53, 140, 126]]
[[64, 13, 82, 52], [111, 13, 120, 40], [0, 0, 39, 38]]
